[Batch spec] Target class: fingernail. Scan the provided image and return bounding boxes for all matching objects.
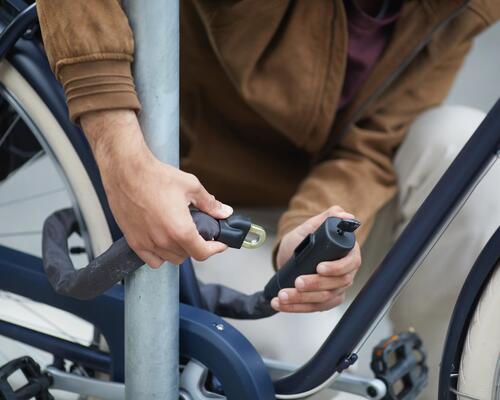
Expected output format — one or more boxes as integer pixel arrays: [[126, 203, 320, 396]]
[[271, 298, 280, 311], [221, 204, 233, 216], [278, 291, 289, 302], [317, 263, 328, 274], [295, 278, 305, 290]]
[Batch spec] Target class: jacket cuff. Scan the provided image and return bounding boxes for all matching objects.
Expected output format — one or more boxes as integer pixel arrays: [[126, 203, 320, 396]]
[[58, 60, 141, 122]]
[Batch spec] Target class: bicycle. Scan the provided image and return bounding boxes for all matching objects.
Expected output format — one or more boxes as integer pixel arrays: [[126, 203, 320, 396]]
[[0, 2, 498, 399]]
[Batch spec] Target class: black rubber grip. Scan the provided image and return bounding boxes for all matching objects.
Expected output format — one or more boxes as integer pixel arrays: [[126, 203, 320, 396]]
[[190, 210, 251, 248], [190, 210, 221, 241], [263, 217, 358, 301]]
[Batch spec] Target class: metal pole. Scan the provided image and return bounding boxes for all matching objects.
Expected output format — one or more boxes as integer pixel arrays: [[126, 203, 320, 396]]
[[122, 1, 179, 399]]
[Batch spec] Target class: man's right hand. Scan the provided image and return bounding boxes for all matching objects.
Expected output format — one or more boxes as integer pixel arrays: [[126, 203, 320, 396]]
[[80, 109, 233, 268]]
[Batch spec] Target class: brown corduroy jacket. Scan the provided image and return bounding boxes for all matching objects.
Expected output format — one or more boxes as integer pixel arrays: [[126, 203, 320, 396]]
[[37, 0, 499, 244]]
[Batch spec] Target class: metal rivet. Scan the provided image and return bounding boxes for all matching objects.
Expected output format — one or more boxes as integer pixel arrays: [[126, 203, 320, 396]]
[[214, 323, 224, 331]]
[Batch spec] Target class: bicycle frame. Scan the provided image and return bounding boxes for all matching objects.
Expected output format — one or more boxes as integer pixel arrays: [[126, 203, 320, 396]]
[[273, 99, 500, 394], [0, 3, 499, 399]]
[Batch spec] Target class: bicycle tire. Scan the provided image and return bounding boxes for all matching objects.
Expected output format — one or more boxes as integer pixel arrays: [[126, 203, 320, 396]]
[[458, 261, 500, 400]]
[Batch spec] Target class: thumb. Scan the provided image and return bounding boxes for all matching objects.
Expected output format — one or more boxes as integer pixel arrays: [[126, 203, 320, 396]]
[[296, 206, 352, 237], [190, 185, 233, 220], [295, 212, 333, 237]]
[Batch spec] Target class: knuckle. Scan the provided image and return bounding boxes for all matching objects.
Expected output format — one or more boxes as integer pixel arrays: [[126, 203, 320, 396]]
[[171, 255, 185, 265], [312, 278, 323, 291], [334, 293, 346, 306], [194, 254, 208, 262], [175, 226, 195, 242], [167, 219, 185, 234], [352, 250, 362, 266], [192, 248, 210, 262], [127, 235, 149, 252], [148, 258, 163, 269], [304, 277, 319, 291], [341, 274, 354, 286], [207, 195, 218, 210], [152, 234, 170, 249], [320, 291, 333, 302], [328, 205, 343, 215], [292, 292, 302, 303], [329, 263, 342, 276], [127, 238, 141, 251], [185, 173, 201, 188]]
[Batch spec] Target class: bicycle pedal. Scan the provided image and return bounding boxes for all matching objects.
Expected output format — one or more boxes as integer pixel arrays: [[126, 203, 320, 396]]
[[0, 356, 53, 400], [370, 331, 428, 400]]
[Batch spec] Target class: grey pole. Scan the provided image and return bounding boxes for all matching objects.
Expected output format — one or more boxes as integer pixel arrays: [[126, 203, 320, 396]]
[[122, 1, 179, 399]]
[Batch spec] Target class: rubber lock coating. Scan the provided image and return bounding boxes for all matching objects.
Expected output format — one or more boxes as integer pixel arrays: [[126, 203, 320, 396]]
[[42, 209, 256, 300], [263, 217, 359, 301], [190, 210, 252, 249]]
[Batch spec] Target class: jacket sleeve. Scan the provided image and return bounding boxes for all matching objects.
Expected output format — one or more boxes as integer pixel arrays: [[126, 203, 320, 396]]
[[469, 0, 500, 25], [37, 0, 141, 121], [277, 31, 478, 247]]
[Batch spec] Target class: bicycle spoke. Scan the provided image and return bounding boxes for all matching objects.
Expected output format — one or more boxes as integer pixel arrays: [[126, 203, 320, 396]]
[[0, 187, 65, 209], [0, 149, 45, 183], [0, 291, 89, 344], [0, 230, 41, 238], [0, 114, 20, 148], [15, 298, 84, 342]]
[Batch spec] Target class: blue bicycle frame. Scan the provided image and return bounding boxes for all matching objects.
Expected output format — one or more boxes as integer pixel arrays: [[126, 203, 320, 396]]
[[0, 3, 498, 399]]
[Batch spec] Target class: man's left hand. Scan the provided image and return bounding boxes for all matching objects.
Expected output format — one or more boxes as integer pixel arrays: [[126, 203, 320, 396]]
[[272, 206, 362, 313]]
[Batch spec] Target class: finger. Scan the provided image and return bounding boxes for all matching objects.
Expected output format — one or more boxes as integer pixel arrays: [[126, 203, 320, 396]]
[[151, 232, 187, 257], [321, 205, 356, 220], [294, 206, 355, 237], [177, 219, 228, 261], [294, 208, 343, 237], [295, 271, 357, 292], [136, 250, 164, 269], [166, 205, 228, 260], [152, 247, 187, 265], [278, 288, 344, 304], [335, 211, 356, 220], [316, 243, 361, 277], [185, 174, 233, 219], [270, 297, 281, 312], [273, 293, 346, 313]]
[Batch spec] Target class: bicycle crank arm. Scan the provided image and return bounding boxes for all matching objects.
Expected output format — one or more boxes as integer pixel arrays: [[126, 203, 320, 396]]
[[46, 366, 124, 400]]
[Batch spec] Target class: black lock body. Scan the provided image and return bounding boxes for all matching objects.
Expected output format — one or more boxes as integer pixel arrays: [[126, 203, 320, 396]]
[[263, 217, 359, 301]]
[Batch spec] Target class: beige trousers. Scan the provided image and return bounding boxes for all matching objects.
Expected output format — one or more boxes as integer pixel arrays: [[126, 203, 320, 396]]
[[194, 105, 500, 399]]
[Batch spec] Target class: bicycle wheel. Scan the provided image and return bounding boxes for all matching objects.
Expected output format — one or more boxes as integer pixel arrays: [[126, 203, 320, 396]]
[[0, 58, 113, 396], [457, 261, 500, 400], [0, 59, 113, 255]]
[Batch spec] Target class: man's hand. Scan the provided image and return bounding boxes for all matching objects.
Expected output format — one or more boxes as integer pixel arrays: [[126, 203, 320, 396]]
[[80, 109, 233, 268], [272, 206, 361, 313]]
